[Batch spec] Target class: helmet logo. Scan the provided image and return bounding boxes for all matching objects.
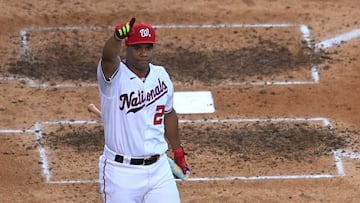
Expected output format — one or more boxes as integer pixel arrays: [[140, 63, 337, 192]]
[[139, 28, 151, 38]]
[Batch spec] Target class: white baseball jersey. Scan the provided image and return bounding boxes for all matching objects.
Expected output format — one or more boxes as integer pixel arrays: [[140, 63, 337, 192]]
[[97, 60, 174, 157]]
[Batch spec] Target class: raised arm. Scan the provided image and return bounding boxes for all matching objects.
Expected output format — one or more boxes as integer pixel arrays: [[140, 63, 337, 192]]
[[101, 18, 136, 79]]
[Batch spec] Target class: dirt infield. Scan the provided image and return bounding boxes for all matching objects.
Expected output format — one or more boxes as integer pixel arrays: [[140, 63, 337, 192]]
[[1, 0, 360, 202]]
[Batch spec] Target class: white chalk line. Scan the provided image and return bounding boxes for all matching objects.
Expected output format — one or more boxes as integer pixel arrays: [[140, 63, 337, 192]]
[[0, 129, 35, 133], [333, 150, 346, 176], [0, 70, 320, 87], [300, 24, 312, 48], [33, 123, 51, 182], [335, 149, 360, 160], [49, 174, 337, 184], [179, 117, 331, 126], [9, 23, 319, 88], [0, 76, 97, 88], [185, 174, 336, 182], [1, 117, 357, 184], [315, 28, 360, 50], [20, 23, 300, 33]]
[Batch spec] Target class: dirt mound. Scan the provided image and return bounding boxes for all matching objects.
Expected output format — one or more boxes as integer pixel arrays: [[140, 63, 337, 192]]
[[7, 29, 331, 85], [44, 122, 352, 163], [181, 122, 351, 162]]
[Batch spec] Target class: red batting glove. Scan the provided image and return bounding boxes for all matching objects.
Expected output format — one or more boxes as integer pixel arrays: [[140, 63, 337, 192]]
[[114, 17, 136, 40], [173, 147, 190, 174]]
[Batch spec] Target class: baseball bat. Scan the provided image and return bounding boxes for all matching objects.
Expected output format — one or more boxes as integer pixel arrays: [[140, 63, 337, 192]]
[[88, 103, 102, 118], [167, 157, 188, 180]]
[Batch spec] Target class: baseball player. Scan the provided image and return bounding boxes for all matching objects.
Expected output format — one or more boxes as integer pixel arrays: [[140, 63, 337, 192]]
[[97, 17, 190, 203]]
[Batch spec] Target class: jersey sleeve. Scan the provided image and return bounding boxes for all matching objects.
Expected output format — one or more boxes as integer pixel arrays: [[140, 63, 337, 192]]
[[163, 69, 175, 114], [97, 59, 121, 98]]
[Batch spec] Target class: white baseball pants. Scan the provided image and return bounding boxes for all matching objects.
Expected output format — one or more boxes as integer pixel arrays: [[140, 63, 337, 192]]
[[99, 146, 180, 203]]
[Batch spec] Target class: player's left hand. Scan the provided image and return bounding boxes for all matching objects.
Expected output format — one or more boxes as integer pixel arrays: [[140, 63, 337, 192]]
[[173, 147, 190, 174]]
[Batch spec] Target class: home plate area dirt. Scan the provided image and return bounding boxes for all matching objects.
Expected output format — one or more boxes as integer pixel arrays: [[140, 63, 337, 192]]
[[42, 121, 351, 181], [7, 26, 327, 85]]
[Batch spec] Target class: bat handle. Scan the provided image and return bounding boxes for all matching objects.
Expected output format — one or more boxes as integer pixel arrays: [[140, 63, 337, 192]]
[[88, 103, 102, 118], [167, 157, 186, 180]]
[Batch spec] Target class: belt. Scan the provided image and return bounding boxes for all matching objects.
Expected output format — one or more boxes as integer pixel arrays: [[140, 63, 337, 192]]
[[114, 154, 160, 165]]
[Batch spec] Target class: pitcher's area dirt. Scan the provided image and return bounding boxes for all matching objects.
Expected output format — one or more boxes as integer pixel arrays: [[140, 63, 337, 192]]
[[1, 0, 360, 202]]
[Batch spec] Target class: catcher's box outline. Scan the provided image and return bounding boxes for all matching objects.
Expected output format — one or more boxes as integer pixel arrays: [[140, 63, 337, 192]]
[[1, 117, 359, 184], [1, 23, 320, 88]]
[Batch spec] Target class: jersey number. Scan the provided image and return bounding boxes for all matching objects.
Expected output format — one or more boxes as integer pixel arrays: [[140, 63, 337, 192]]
[[153, 105, 165, 125]]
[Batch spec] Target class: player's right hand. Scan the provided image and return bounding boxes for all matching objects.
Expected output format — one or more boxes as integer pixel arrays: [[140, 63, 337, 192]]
[[114, 17, 136, 40]]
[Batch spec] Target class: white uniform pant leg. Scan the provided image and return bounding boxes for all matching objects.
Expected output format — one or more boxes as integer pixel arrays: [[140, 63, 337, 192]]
[[99, 155, 146, 203], [143, 155, 180, 203], [98, 154, 180, 203]]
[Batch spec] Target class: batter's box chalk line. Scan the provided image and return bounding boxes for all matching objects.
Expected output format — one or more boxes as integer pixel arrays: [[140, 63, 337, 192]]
[[2, 23, 320, 88], [1, 117, 359, 184]]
